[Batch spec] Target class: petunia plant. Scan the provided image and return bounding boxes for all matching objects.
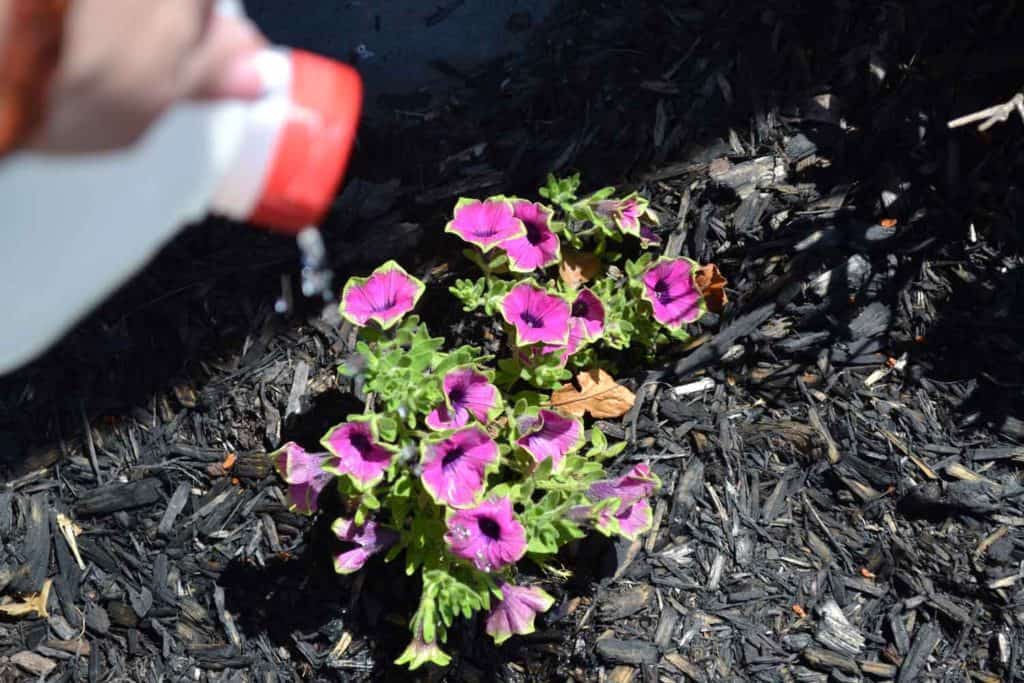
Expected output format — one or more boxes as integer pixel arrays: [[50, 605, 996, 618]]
[[270, 176, 714, 670]]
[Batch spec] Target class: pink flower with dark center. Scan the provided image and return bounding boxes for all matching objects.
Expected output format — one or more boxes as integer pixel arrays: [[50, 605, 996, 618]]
[[595, 194, 645, 236], [444, 497, 527, 572], [486, 582, 555, 645], [445, 197, 526, 252], [425, 367, 500, 431], [500, 282, 571, 346], [586, 464, 660, 539], [640, 258, 705, 328], [271, 442, 339, 514], [420, 426, 499, 508], [331, 518, 399, 574], [541, 288, 605, 364], [516, 409, 582, 471], [500, 200, 560, 272], [339, 261, 425, 329], [321, 421, 395, 489]]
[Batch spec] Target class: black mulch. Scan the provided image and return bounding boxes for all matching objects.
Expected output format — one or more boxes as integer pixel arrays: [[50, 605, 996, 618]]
[[4, 0, 1024, 680]]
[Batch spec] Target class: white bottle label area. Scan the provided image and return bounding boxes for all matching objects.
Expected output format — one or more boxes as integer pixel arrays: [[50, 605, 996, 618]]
[[0, 52, 290, 374]]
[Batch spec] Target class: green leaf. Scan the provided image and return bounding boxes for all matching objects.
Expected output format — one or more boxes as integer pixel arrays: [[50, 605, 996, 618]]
[[377, 416, 398, 442]]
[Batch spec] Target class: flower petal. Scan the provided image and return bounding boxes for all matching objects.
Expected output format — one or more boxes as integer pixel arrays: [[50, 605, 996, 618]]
[[331, 518, 398, 574], [420, 426, 499, 508], [639, 258, 706, 328], [321, 421, 395, 489], [614, 499, 653, 539], [516, 409, 582, 471], [395, 637, 452, 670], [501, 200, 561, 272], [486, 583, 555, 645], [339, 261, 425, 329], [444, 498, 526, 572], [445, 197, 526, 252], [272, 442, 325, 484], [499, 282, 571, 346], [588, 463, 660, 507], [286, 470, 334, 515]]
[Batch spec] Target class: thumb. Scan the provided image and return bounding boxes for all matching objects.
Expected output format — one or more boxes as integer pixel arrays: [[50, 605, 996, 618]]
[[182, 13, 269, 101]]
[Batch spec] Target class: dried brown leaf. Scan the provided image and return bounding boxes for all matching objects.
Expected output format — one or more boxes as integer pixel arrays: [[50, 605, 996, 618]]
[[695, 263, 728, 314], [550, 369, 635, 419], [559, 249, 601, 286]]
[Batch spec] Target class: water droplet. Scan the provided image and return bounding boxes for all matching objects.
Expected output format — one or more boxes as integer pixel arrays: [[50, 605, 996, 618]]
[[296, 227, 335, 303]]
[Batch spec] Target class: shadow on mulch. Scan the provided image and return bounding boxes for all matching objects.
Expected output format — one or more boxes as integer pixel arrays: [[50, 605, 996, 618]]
[[4, 0, 1020, 464]]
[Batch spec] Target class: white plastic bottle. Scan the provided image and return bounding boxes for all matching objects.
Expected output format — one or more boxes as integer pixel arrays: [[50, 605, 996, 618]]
[[0, 25, 362, 374]]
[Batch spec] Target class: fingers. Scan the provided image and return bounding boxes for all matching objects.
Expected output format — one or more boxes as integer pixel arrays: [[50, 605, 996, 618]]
[[181, 12, 269, 101]]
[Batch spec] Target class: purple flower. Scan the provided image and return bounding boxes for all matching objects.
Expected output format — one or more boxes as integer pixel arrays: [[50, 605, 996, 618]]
[[486, 582, 555, 645], [444, 497, 527, 572], [331, 518, 398, 574], [271, 442, 338, 514], [541, 288, 605, 364], [500, 282, 571, 346], [597, 498, 653, 539], [500, 200, 560, 272], [286, 471, 334, 515], [639, 225, 662, 248], [425, 368, 500, 431], [640, 258, 705, 328], [595, 193, 646, 236], [339, 260, 425, 329], [421, 427, 499, 508], [516, 410, 582, 471], [586, 464, 660, 539], [588, 463, 659, 503], [445, 197, 525, 252], [321, 421, 395, 489]]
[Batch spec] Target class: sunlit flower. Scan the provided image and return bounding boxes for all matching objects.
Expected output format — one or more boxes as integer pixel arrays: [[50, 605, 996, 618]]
[[639, 258, 705, 328], [425, 367, 500, 431], [271, 441, 338, 514], [321, 421, 395, 489], [444, 497, 526, 572], [486, 582, 555, 645], [445, 197, 525, 252], [339, 260, 425, 329], [588, 463, 659, 503], [331, 518, 398, 574], [541, 288, 605, 364], [586, 464, 661, 539], [500, 200, 560, 272], [597, 498, 653, 539], [595, 193, 646, 236], [500, 282, 571, 346], [421, 426, 499, 508], [516, 409, 582, 471]]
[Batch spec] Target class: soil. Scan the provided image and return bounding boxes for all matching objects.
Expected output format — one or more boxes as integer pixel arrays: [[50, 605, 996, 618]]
[[3, 0, 1024, 681]]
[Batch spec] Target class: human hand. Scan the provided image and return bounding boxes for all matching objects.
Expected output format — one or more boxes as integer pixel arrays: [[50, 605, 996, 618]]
[[31, 0, 269, 153]]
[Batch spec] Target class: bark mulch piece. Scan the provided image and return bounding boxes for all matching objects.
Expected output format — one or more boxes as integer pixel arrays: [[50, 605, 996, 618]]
[[4, 0, 1024, 680]]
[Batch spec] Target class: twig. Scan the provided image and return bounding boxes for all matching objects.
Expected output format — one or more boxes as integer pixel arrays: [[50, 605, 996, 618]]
[[79, 402, 102, 483], [948, 93, 1024, 132]]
